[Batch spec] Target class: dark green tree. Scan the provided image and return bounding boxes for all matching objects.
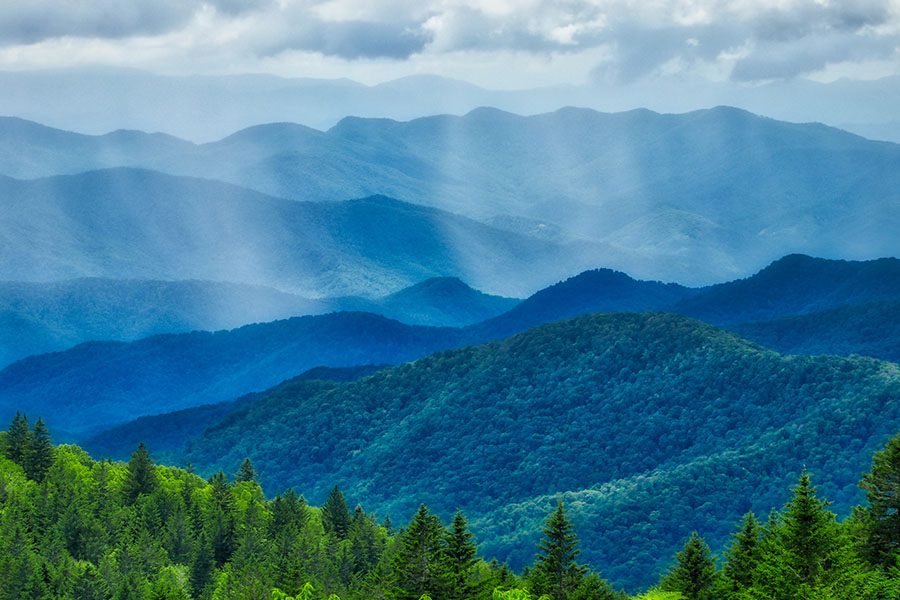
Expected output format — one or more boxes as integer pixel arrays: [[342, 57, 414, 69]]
[[189, 531, 214, 596], [123, 443, 157, 503], [859, 432, 900, 567], [530, 500, 587, 600], [235, 457, 258, 483], [4, 412, 31, 467], [754, 470, 851, 597], [722, 512, 761, 593], [322, 485, 352, 540], [660, 532, 717, 600], [25, 418, 54, 482], [207, 471, 236, 567], [444, 510, 478, 600], [348, 506, 382, 576], [391, 504, 448, 600]]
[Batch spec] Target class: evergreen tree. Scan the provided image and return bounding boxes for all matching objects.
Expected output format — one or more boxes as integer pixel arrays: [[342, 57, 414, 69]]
[[4, 412, 31, 467], [391, 504, 448, 600], [754, 470, 851, 598], [322, 485, 352, 540], [572, 572, 621, 600], [207, 471, 237, 567], [349, 506, 382, 576], [444, 510, 478, 600], [25, 418, 54, 482], [859, 432, 900, 567], [235, 457, 258, 483], [530, 500, 587, 600], [661, 532, 717, 600], [123, 443, 157, 503], [190, 531, 214, 597], [722, 512, 761, 593]]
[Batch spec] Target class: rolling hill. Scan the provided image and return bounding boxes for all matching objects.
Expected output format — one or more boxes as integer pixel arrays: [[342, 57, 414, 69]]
[[174, 312, 900, 589], [2, 255, 896, 439]]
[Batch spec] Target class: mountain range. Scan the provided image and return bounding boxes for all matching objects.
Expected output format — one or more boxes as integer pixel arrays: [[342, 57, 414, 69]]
[[1, 107, 898, 286], [0, 169, 601, 297], [2, 67, 899, 143], [4, 254, 897, 440], [0, 276, 516, 368], [173, 312, 900, 589]]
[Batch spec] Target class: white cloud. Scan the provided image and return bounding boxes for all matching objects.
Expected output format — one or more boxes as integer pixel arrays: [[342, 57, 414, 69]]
[[0, 0, 897, 84]]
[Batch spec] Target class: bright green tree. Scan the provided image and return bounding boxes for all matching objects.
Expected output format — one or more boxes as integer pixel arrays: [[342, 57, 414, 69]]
[[530, 501, 587, 600], [391, 504, 448, 600], [445, 510, 478, 600], [755, 470, 852, 598], [123, 443, 157, 503], [721, 512, 761, 594], [322, 485, 352, 540], [859, 432, 900, 568], [660, 532, 716, 600]]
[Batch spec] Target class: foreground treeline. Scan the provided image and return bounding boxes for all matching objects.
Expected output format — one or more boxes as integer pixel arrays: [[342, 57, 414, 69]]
[[0, 414, 898, 600]]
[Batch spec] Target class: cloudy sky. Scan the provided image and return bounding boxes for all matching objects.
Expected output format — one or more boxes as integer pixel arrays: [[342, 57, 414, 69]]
[[0, 0, 898, 88]]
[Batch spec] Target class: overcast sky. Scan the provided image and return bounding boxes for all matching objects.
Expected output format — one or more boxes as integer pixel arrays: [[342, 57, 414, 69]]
[[0, 0, 897, 88]]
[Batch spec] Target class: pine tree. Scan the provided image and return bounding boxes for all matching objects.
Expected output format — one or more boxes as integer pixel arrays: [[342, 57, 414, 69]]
[[25, 418, 54, 482], [780, 470, 842, 587], [660, 532, 716, 600], [123, 443, 157, 503], [190, 531, 214, 599], [322, 485, 352, 540], [391, 504, 448, 600], [754, 470, 850, 597], [722, 512, 761, 593], [859, 432, 900, 567], [235, 457, 257, 483], [4, 412, 31, 468], [349, 506, 382, 576], [207, 471, 236, 567], [530, 500, 587, 600], [444, 510, 477, 600]]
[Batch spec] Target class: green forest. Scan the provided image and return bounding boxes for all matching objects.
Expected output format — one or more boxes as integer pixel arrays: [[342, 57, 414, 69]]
[[2, 414, 899, 600]]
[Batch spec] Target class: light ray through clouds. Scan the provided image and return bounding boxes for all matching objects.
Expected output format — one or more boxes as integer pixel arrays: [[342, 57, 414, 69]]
[[0, 0, 897, 86]]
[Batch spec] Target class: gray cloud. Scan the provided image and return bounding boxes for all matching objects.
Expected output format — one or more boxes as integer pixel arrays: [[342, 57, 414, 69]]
[[0, 0, 272, 44], [0, 0, 897, 82]]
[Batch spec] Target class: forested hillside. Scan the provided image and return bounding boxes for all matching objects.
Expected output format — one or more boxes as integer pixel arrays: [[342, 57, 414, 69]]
[[1, 416, 898, 599], [174, 313, 900, 588], [4, 255, 897, 439]]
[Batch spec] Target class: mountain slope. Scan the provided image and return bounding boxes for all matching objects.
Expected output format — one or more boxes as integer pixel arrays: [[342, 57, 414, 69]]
[[0, 278, 321, 367], [3, 108, 898, 284], [2, 254, 896, 438], [177, 312, 900, 589], [729, 301, 900, 362], [473, 268, 696, 338], [377, 277, 519, 327], [0, 276, 518, 368], [673, 254, 900, 324], [81, 364, 388, 458], [0, 312, 462, 436], [0, 168, 598, 297]]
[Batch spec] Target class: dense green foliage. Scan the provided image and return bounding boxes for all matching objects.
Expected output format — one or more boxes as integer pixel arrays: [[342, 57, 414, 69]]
[[2, 419, 899, 598], [176, 313, 899, 587]]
